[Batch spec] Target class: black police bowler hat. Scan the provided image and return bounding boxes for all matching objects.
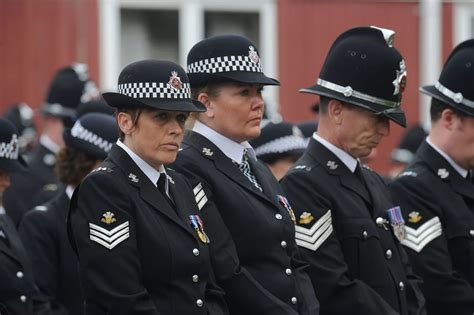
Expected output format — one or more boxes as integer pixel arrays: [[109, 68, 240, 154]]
[[0, 118, 27, 172], [420, 39, 474, 116], [42, 63, 99, 119], [250, 122, 307, 163], [300, 26, 408, 127], [103, 60, 205, 112], [186, 35, 279, 86], [76, 99, 115, 118], [63, 113, 118, 160]]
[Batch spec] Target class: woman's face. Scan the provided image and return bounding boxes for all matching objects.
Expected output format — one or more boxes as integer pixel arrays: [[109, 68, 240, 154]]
[[121, 109, 189, 169], [204, 83, 265, 143]]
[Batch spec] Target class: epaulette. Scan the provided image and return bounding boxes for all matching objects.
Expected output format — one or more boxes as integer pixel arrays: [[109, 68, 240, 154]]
[[91, 166, 113, 174], [33, 205, 48, 212], [293, 164, 312, 172], [398, 170, 418, 178]]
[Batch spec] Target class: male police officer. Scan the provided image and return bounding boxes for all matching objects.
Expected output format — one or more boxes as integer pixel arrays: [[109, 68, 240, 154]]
[[389, 39, 474, 315], [281, 26, 426, 315], [4, 63, 99, 225]]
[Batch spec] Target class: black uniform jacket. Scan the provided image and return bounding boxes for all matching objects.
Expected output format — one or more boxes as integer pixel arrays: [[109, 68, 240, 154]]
[[20, 191, 83, 315], [281, 138, 425, 315], [389, 141, 474, 315], [68, 144, 227, 315], [0, 213, 50, 315], [172, 131, 319, 315], [4, 144, 61, 226]]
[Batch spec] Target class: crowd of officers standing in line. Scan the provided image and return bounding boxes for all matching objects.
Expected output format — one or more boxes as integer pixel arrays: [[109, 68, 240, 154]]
[[0, 25, 472, 315]]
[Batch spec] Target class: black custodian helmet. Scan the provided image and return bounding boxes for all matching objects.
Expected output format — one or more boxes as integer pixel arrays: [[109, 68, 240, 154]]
[[420, 39, 474, 117], [300, 26, 408, 127]]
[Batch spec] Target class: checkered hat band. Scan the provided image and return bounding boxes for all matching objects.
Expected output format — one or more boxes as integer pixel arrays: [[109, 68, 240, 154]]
[[255, 135, 307, 157], [0, 135, 19, 160], [71, 121, 113, 153], [117, 82, 192, 99], [187, 55, 263, 74]]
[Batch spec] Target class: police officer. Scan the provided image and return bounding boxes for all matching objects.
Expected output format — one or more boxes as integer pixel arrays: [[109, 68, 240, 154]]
[[2, 102, 37, 155], [388, 124, 427, 178], [389, 39, 474, 315], [68, 60, 228, 315], [172, 35, 319, 315], [0, 118, 50, 315], [250, 122, 307, 180], [20, 113, 118, 315], [4, 63, 99, 226], [281, 26, 426, 315]]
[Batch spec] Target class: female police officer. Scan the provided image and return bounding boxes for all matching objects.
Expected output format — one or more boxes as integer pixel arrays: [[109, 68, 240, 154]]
[[172, 35, 319, 315], [68, 60, 228, 315]]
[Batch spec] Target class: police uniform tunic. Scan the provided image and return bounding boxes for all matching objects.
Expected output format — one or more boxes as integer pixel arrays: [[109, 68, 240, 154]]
[[172, 124, 319, 315], [389, 140, 474, 315], [20, 187, 83, 315], [0, 211, 49, 315], [281, 136, 425, 315], [69, 143, 227, 315]]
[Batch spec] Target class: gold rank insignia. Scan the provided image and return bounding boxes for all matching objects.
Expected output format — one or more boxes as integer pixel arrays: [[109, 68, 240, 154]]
[[299, 212, 314, 225], [101, 211, 117, 225], [408, 211, 422, 223]]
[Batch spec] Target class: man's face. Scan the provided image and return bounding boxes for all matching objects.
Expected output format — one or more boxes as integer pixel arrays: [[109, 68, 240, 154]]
[[337, 105, 390, 158]]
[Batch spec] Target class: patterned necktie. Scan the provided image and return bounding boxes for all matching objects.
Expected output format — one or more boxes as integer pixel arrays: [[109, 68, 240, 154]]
[[235, 150, 263, 192], [157, 175, 175, 208]]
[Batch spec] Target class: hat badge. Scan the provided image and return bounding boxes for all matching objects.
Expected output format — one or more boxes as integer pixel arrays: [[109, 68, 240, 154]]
[[168, 71, 183, 91], [392, 60, 407, 96], [248, 45, 261, 65]]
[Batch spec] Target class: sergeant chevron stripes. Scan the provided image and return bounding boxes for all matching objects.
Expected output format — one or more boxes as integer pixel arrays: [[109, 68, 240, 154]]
[[89, 221, 130, 250], [295, 210, 333, 251], [193, 183, 208, 211], [400, 216, 442, 253], [71, 121, 113, 152]]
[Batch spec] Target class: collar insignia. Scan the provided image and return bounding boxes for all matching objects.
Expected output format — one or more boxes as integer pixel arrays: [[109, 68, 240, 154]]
[[408, 211, 422, 223], [326, 160, 338, 170], [101, 211, 117, 225], [128, 173, 139, 183], [202, 147, 213, 157], [299, 212, 315, 225], [166, 174, 175, 185], [437, 168, 449, 179]]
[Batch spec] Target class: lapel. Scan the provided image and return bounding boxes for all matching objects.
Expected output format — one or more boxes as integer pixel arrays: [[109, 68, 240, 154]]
[[306, 138, 372, 204], [184, 131, 276, 205], [0, 215, 23, 266], [107, 145, 194, 237], [418, 141, 474, 200]]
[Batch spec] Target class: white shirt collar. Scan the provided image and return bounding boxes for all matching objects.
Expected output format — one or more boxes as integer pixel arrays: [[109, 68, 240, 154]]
[[40, 134, 61, 154], [192, 120, 256, 163], [0, 206, 5, 215], [116, 140, 168, 192], [312, 132, 359, 172], [65, 185, 75, 200], [426, 137, 468, 178]]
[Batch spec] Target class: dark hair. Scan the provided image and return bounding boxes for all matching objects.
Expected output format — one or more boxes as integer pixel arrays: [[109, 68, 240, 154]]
[[191, 77, 247, 101], [430, 98, 468, 122], [55, 147, 98, 186], [318, 96, 330, 114], [114, 107, 144, 141]]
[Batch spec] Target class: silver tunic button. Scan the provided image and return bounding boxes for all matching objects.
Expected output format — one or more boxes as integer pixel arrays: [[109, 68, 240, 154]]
[[470, 230, 474, 237], [285, 268, 292, 276], [362, 231, 368, 239], [275, 214, 283, 220], [399, 281, 405, 291], [281, 241, 287, 248], [192, 275, 199, 283], [386, 249, 392, 259], [20, 295, 27, 303], [192, 248, 200, 256], [16, 271, 24, 279], [291, 297, 298, 304], [196, 299, 203, 307], [376, 217, 384, 226]]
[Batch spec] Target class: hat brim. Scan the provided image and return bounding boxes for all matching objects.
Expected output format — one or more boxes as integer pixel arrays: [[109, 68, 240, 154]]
[[189, 72, 279, 86], [102, 92, 206, 112], [420, 85, 474, 117], [0, 155, 27, 173], [300, 83, 407, 127], [63, 131, 108, 160]]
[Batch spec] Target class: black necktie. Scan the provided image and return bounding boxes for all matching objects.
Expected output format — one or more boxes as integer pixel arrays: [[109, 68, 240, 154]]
[[157, 175, 175, 208]]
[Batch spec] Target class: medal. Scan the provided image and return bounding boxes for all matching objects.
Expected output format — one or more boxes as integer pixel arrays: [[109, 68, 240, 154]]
[[387, 206, 406, 241], [276, 195, 296, 224], [189, 215, 210, 244]]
